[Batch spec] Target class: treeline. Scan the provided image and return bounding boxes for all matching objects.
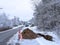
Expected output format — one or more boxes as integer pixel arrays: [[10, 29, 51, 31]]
[[32, 0, 60, 37]]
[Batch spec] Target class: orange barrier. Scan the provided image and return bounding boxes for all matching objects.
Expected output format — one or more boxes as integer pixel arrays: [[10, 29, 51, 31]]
[[18, 30, 22, 40]]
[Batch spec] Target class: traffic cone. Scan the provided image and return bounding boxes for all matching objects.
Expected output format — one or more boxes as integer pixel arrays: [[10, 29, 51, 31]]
[[18, 30, 22, 41], [20, 31, 22, 40]]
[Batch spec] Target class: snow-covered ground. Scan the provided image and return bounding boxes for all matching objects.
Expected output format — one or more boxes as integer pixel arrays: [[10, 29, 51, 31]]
[[7, 26, 60, 45]]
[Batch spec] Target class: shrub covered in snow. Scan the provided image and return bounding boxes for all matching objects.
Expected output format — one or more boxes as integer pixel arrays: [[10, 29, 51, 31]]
[[32, 0, 60, 37]]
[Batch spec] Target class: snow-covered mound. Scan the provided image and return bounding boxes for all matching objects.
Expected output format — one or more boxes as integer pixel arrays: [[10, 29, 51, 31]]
[[7, 26, 60, 45]]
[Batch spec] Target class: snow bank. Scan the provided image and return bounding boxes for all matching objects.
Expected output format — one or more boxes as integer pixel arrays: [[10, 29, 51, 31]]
[[7, 26, 60, 45]]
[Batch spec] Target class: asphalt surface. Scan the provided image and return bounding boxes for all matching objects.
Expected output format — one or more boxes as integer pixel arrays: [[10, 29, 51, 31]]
[[0, 25, 23, 45]]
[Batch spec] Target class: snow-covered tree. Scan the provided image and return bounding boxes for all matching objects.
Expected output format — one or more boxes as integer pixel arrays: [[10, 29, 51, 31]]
[[0, 13, 9, 27], [12, 16, 20, 26], [0, 12, 20, 29], [29, 17, 35, 24], [33, 0, 60, 33]]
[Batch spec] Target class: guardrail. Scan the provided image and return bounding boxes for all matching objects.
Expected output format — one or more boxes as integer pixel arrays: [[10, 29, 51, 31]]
[[0, 25, 24, 45]]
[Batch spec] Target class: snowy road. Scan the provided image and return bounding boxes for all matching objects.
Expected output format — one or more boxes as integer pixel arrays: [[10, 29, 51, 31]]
[[0, 25, 24, 45]]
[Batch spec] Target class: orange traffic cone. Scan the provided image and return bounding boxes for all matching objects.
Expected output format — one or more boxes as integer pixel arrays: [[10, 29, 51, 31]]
[[20, 31, 22, 40], [18, 30, 22, 40]]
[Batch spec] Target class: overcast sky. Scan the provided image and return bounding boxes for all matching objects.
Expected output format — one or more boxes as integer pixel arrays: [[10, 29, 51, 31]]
[[0, 0, 34, 21]]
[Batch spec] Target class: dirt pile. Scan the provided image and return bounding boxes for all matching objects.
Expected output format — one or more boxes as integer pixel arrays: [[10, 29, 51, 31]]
[[37, 33, 53, 41], [21, 28, 53, 41], [44, 35, 53, 41], [22, 28, 37, 39]]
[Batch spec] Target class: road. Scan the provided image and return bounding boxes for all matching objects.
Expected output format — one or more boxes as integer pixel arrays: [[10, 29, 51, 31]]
[[0, 25, 23, 45]]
